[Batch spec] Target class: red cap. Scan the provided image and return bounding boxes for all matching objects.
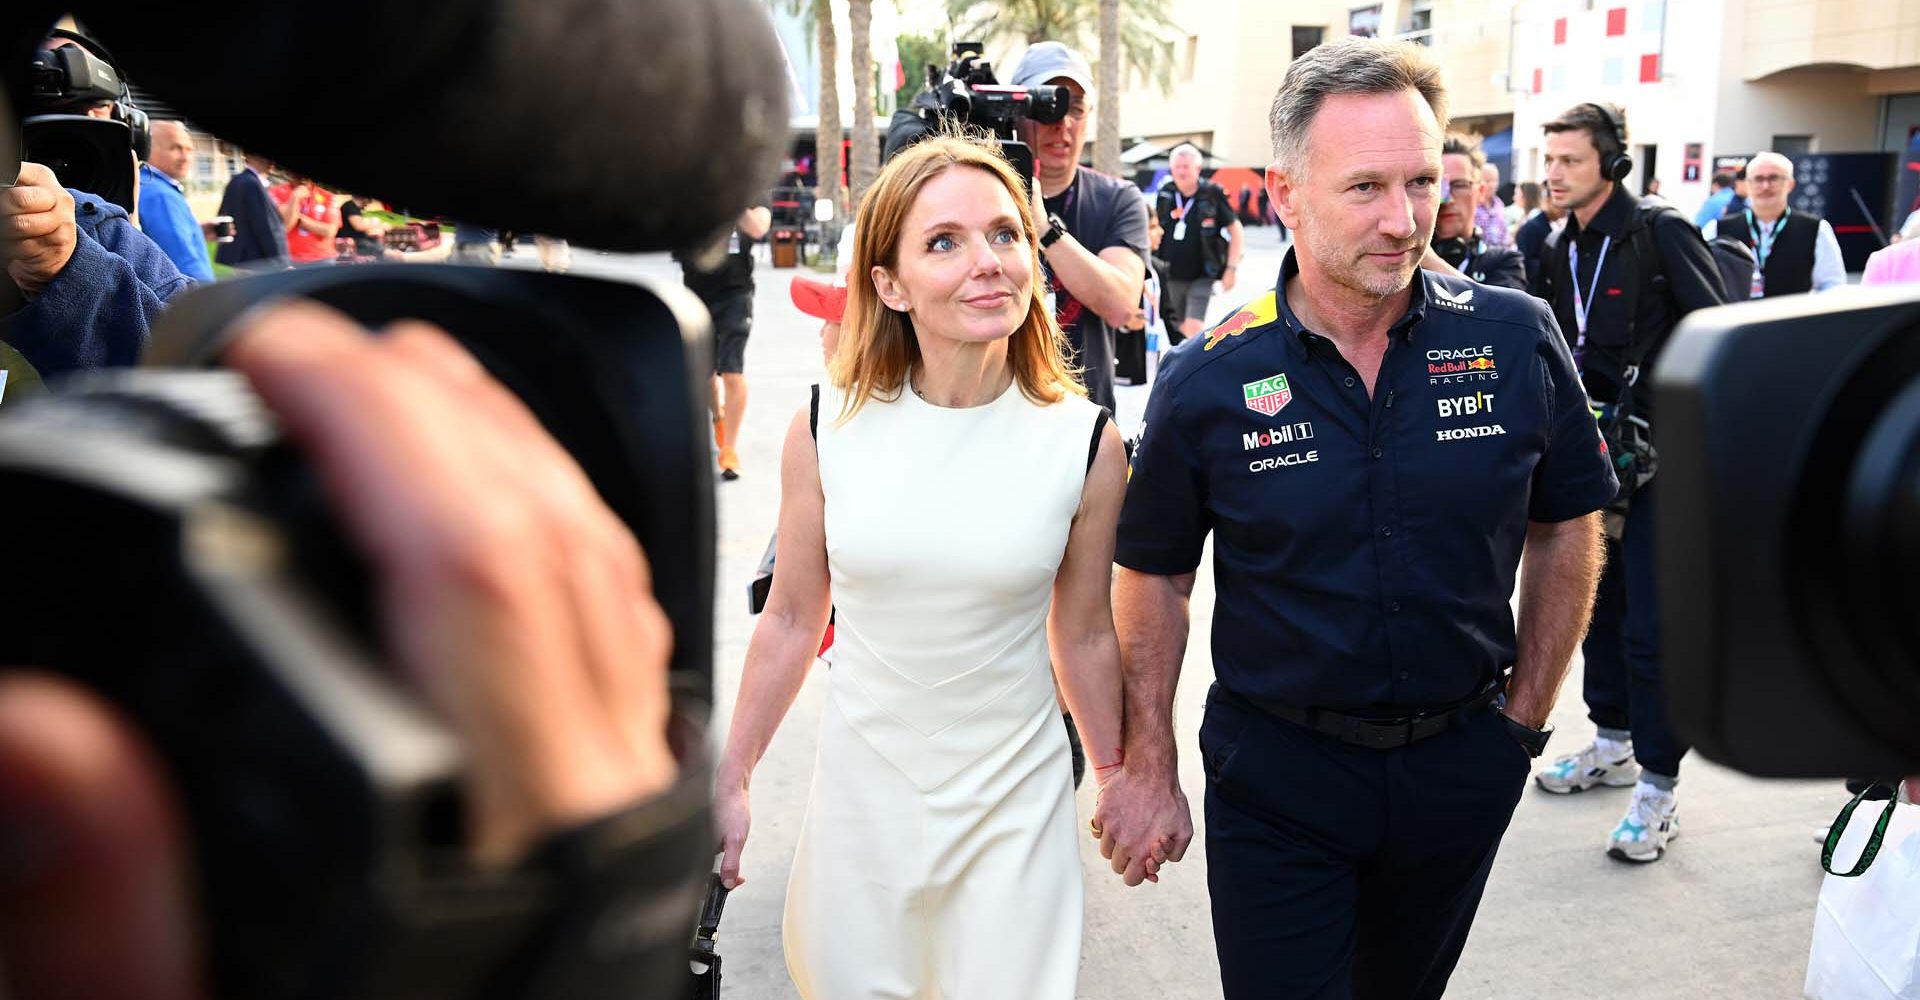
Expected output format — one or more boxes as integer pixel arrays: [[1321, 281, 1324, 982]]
[[790, 275, 847, 323]]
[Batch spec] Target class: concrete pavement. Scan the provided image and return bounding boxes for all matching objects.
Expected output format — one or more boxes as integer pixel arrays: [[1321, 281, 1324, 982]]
[[515, 228, 1841, 999]]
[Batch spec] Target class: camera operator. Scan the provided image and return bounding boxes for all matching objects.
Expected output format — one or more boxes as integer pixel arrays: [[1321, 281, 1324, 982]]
[[137, 119, 217, 282], [1531, 102, 1728, 864], [1, 35, 192, 378], [1010, 42, 1148, 416], [0, 301, 693, 999]]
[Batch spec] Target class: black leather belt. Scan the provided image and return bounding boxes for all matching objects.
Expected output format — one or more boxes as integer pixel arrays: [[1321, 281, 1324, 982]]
[[1225, 674, 1508, 750]]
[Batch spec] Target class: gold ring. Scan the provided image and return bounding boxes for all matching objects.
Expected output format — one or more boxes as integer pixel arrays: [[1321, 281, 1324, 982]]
[[1089, 819, 1104, 836]]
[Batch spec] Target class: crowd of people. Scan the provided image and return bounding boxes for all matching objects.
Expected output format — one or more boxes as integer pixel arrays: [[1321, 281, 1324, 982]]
[[3, 15, 1915, 1000], [703, 30, 1920, 1000]]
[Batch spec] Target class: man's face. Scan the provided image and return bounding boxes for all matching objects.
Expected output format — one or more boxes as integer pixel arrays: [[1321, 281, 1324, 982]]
[[1480, 163, 1500, 205], [1543, 129, 1609, 215], [1436, 152, 1476, 241], [1746, 159, 1795, 215], [1018, 78, 1088, 180], [1268, 87, 1440, 299], [1169, 152, 1201, 191], [151, 122, 195, 181]]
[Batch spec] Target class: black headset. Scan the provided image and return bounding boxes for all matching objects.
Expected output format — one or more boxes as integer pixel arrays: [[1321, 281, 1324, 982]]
[[1582, 102, 1634, 183]]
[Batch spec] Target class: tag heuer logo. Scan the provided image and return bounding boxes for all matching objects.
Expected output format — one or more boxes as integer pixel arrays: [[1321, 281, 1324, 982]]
[[1432, 280, 1476, 310], [1243, 373, 1293, 416]]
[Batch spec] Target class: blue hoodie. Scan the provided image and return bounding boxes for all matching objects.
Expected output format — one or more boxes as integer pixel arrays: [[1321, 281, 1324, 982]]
[[3, 188, 193, 378]]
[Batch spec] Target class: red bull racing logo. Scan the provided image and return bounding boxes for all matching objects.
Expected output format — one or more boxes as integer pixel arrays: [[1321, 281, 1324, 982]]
[[1204, 293, 1279, 351]]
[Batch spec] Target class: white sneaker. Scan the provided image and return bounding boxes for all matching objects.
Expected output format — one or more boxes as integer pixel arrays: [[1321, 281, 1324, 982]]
[[1608, 784, 1680, 863], [1535, 740, 1640, 794]]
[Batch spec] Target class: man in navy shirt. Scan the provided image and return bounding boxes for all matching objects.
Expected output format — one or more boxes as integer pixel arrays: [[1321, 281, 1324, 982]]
[[1091, 38, 1613, 999], [215, 154, 291, 272]]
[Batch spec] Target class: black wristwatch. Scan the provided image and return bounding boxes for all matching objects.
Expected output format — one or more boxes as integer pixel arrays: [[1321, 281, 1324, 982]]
[[1500, 713, 1555, 758], [1039, 213, 1068, 250]]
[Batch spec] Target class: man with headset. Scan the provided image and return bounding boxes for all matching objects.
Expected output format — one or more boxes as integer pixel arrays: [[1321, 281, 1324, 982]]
[[1532, 102, 1726, 863], [3, 31, 191, 377]]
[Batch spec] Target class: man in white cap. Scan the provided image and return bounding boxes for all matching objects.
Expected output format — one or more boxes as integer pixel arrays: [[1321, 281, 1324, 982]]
[[1010, 40, 1150, 415]]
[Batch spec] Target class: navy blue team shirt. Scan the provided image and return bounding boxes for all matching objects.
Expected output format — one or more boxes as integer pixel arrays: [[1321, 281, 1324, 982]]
[[1116, 249, 1617, 713]]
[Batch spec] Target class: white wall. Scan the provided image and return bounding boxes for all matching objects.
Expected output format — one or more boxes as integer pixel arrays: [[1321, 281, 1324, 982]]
[[1510, 0, 1727, 220]]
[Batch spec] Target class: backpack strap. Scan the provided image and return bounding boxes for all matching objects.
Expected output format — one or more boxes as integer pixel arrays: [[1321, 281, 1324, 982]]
[[809, 383, 820, 441], [1087, 408, 1111, 474]]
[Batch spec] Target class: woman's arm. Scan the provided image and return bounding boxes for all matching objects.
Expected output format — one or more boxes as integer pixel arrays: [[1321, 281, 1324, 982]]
[[714, 407, 833, 886], [1048, 421, 1129, 782]]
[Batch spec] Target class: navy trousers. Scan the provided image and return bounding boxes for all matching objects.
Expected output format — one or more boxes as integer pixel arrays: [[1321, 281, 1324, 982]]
[[1202, 685, 1529, 1000], [1578, 484, 1687, 778]]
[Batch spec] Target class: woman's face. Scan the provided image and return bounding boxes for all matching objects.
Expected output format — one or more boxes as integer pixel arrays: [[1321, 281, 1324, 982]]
[[872, 167, 1033, 348]]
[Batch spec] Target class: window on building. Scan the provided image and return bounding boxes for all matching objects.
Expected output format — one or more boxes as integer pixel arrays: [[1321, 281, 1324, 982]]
[[195, 154, 214, 180], [1292, 26, 1325, 58], [1771, 134, 1813, 157], [1349, 4, 1382, 38], [1400, 0, 1434, 45]]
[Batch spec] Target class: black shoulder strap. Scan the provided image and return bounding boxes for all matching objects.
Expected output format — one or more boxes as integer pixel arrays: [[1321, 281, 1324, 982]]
[[1086, 408, 1111, 474], [809, 384, 819, 440]]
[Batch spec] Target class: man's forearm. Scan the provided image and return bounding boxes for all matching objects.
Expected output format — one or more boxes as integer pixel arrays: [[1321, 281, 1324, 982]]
[[1508, 513, 1605, 727], [1113, 568, 1193, 773], [1045, 236, 1142, 327], [1227, 222, 1245, 268]]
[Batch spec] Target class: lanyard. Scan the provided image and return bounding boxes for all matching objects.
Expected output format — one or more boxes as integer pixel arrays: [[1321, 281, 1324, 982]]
[[1745, 208, 1789, 269], [1171, 189, 1194, 221], [1568, 234, 1612, 349]]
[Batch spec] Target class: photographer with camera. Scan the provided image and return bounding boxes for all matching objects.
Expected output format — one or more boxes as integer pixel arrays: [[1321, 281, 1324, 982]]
[[4, 32, 192, 378], [1530, 102, 1728, 864], [0, 300, 700, 1000], [1010, 42, 1148, 416]]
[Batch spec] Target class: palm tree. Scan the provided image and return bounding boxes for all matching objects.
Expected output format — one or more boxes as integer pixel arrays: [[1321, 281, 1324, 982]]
[[775, 0, 844, 237], [849, 0, 878, 213], [816, 5, 844, 229], [943, 0, 1177, 95], [1096, 0, 1121, 176]]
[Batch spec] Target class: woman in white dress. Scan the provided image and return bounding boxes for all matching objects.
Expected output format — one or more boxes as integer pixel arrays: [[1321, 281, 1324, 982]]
[[713, 133, 1133, 999]]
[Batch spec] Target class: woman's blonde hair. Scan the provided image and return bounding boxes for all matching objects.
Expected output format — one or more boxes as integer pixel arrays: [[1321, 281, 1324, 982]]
[[829, 130, 1083, 421]]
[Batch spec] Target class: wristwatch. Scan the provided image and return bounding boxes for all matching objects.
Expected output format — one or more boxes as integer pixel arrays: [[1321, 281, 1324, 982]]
[[1039, 213, 1068, 250], [1500, 713, 1555, 758]]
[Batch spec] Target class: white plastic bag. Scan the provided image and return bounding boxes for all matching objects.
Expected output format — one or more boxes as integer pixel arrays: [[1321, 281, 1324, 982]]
[[1805, 797, 1920, 999]]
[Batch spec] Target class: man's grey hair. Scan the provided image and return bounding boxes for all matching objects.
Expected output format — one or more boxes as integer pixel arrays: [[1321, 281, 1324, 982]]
[[1747, 151, 1795, 179], [1267, 37, 1448, 179], [1168, 143, 1204, 166]]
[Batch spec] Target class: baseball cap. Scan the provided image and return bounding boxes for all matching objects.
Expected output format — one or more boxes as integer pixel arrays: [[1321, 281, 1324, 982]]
[[791, 275, 847, 323], [1008, 41, 1094, 94]]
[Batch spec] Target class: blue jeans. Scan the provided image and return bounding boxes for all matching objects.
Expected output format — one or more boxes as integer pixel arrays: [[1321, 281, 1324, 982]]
[[1579, 483, 1686, 779]]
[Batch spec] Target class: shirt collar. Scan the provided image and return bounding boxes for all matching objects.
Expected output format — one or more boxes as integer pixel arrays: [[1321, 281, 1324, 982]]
[[1570, 182, 1636, 240], [1272, 246, 1429, 354], [140, 162, 184, 193]]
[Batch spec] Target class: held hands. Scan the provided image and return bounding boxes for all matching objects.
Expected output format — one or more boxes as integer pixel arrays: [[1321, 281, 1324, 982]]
[[1089, 761, 1193, 887], [1, 163, 79, 298]]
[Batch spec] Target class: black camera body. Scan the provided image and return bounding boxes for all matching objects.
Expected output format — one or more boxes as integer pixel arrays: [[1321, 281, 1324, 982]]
[[929, 43, 1070, 138], [0, 266, 718, 1000], [22, 30, 147, 209], [887, 42, 1070, 178], [1656, 287, 1920, 779]]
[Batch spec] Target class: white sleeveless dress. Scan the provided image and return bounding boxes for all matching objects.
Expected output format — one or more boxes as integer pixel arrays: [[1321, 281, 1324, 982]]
[[784, 380, 1104, 1000]]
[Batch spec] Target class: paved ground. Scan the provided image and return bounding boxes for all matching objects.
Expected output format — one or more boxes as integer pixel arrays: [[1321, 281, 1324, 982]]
[[509, 229, 1843, 999]]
